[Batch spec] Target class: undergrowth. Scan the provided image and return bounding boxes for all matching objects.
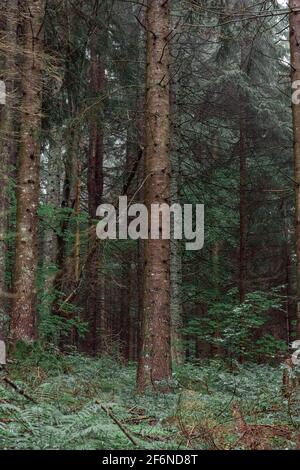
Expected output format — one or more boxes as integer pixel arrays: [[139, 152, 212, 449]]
[[0, 350, 300, 450]]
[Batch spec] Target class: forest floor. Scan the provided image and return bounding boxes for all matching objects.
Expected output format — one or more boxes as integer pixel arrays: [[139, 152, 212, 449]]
[[0, 350, 300, 450]]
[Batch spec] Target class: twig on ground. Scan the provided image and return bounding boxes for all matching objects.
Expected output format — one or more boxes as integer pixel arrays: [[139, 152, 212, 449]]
[[96, 400, 138, 447], [0, 367, 37, 404]]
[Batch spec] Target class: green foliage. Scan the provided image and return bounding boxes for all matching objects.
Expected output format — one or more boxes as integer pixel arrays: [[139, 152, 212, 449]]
[[185, 290, 287, 361], [36, 263, 87, 344], [1, 354, 299, 450]]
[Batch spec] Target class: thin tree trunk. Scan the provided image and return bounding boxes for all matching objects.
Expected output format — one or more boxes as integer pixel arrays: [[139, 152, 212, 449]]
[[87, 30, 105, 218], [170, 152, 184, 365], [290, 0, 300, 339], [121, 130, 137, 362], [11, 0, 45, 345], [120, 256, 132, 362], [211, 135, 222, 357], [212, 241, 223, 357], [239, 43, 247, 304], [137, 0, 172, 392], [55, 126, 79, 297], [44, 132, 62, 269], [82, 39, 105, 355], [74, 162, 81, 283], [137, 236, 144, 362], [170, 82, 184, 366]]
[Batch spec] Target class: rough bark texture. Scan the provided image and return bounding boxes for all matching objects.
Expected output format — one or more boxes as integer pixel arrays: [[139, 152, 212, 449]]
[[290, 0, 300, 338], [0, 0, 18, 338], [10, 0, 45, 345], [137, 0, 172, 392]]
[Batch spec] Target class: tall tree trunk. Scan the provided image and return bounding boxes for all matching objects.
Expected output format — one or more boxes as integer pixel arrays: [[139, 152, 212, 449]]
[[170, 83, 184, 366], [211, 135, 222, 356], [281, 201, 292, 347], [170, 152, 184, 365], [0, 0, 18, 339], [10, 0, 45, 345], [74, 162, 81, 283], [120, 129, 138, 362], [0, 0, 18, 338], [137, 0, 172, 392], [44, 132, 62, 270], [120, 255, 132, 362], [82, 40, 105, 355], [290, 0, 300, 339], [211, 241, 223, 356], [239, 43, 247, 304], [55, 127, 79, 296]]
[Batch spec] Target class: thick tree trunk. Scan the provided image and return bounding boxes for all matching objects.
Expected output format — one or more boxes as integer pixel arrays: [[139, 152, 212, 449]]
[[0, 0, 18, 338], [137, 0, 172, 392], [290, 0, 300, 339], [10, 0, 45, 345]]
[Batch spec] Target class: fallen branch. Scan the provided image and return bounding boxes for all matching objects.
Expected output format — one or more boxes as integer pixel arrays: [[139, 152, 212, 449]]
[[96, 400, 138, 447], [0, 367, 37, 404]]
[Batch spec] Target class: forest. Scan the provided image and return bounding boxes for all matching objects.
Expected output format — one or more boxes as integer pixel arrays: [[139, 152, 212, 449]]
[[1, 0, 300, 453]]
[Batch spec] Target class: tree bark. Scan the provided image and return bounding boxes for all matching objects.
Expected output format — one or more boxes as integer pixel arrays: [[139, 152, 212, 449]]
[[55, 127, 79, 296], [44, 132, 62, 269], [239, 42, 247, 304], [74, 162, 81, 284], [282, 200, 292, 347], [169, 79, 184, 366], [0, 0, 18, 338], [290, 0, 300, 339], [120, 255, 132, 362], [170, 147, 184, 366], [87, 36, 105, 219], [211, 135, 222, 356], [137, 0, 172, 392], [10, 0, 45, 345]]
